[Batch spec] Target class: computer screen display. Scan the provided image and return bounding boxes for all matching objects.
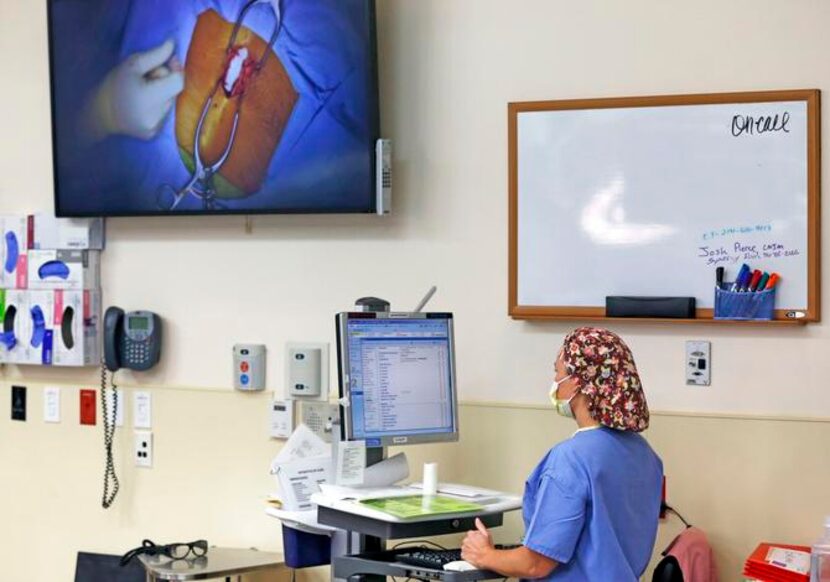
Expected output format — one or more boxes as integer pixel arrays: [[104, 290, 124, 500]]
[[336, 313, 458, 447]]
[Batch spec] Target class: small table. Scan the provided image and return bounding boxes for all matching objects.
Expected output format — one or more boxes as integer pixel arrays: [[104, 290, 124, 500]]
[[139, 547, 284, 581]]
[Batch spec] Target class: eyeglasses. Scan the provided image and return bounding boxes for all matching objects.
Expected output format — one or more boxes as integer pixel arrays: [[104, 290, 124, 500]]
[[120, 539, 208, 566]]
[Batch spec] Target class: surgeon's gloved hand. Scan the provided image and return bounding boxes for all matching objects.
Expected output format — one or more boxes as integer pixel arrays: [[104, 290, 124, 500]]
[[83, 39, 184, 142]]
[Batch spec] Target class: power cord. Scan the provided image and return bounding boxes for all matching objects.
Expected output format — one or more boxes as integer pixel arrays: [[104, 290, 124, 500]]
[[101, 364, 120, 508], [662, 503, 691, 528]]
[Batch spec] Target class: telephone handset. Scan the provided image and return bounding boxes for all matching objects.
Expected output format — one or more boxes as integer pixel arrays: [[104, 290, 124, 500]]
[[104, 307, 162, 372], [100, 306, 162, 510]]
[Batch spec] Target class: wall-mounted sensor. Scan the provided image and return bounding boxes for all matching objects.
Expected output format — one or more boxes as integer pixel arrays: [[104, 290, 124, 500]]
[[233, 343, 266, 391], [286, 342, 329, 400]]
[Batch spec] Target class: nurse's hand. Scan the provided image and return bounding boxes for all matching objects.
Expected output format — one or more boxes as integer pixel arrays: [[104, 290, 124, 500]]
[[461, 518, 494, 567]]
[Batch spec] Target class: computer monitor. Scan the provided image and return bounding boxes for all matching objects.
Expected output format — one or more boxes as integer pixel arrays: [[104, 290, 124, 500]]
[[336, 312, 459, 448]]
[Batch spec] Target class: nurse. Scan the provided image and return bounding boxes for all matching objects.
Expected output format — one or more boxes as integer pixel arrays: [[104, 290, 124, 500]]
[[461, 327, 663, 581]]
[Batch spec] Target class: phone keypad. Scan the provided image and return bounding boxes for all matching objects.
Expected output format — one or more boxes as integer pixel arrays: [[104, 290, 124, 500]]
[[122, 338, 153, 368]]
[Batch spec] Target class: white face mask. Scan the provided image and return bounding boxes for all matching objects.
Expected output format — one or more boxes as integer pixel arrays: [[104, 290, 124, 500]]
[[549, 375, 576, 418]]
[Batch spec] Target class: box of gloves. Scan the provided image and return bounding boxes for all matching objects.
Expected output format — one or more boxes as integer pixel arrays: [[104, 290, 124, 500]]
[[53, 289, 101, 367], [1, 215, 30, 289], [28, 249, 101, 291], [0, 289, 34, 364]]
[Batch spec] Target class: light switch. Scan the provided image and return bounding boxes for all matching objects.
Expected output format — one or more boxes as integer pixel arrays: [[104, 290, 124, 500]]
[[44, 387, 61, 423], [133, 391, 152, 429]]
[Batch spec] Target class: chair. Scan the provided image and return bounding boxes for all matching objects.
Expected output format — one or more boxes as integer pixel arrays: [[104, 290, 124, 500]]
[[74, 552, 146, 582], [652, 505, 718, 582]]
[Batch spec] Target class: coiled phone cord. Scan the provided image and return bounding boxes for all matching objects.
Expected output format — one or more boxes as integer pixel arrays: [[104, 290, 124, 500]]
[[101, 363, 120, 509]]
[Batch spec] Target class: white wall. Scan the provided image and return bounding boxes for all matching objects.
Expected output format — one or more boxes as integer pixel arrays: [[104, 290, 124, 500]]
[[2, 0, 830, 580], [4, 0, 830, 416]]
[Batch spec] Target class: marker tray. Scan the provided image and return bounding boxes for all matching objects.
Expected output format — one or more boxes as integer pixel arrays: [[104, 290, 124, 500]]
[[713, 284, 775, 320]]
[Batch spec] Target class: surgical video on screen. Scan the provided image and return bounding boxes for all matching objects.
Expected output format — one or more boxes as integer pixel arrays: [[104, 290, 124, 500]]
[[49, 0, 376, 214]]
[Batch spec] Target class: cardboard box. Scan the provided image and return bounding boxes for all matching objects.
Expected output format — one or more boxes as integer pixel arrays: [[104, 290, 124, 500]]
[[28, 250, 101, 291], [1, 215, 29, 288], [0, 289, 32, 364], [31, 214, 105, 250], [27, 290, 55, 365], [53, 289, 101, 367]]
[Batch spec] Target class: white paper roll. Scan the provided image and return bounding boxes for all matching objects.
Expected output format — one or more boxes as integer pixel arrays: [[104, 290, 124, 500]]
[[362, 452, 410, 488], [423, 462, 438, 496]]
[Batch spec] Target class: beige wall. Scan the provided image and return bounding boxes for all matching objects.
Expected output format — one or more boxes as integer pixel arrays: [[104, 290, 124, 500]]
[[2, 0, 830, 580]]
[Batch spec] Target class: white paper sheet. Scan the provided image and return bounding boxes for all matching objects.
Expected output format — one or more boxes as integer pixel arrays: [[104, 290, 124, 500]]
[[275, 456, 333, 511], [336, 440, 366, 486], [271, 423, 330, 472]]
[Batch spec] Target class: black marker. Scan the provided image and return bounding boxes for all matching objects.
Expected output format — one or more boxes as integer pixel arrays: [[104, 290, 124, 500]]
[[715, 267, 724, 288]]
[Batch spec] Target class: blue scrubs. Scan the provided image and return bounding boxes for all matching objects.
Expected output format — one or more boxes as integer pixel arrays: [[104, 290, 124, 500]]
[[522, 427, 663, 581]]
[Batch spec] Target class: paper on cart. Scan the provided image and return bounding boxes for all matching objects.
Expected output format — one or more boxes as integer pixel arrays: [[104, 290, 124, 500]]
[[270, 423, 330, 472]]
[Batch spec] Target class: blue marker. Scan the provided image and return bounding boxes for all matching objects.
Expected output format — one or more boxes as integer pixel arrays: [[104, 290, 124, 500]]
[[730, 264, 750, 292], [738, 269, 752, 293]]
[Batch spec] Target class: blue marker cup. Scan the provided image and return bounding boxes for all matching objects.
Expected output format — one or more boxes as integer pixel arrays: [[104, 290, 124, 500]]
[[714, 283, 775, 320]]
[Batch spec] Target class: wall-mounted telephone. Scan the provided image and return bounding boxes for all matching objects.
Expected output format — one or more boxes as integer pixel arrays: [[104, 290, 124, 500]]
[[100, 306, 162, 510], [104, 307, 162, 372]]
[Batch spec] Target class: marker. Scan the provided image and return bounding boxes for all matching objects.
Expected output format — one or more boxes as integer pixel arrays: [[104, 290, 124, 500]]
[[786, 311, 806, 319], [730, 264, 750, 292], [737, 266, 753, 292], [716, 267, 725, 288], [747, 270, 762, 292], [765, 273, 781, 290], [756, 272, 769, 292]]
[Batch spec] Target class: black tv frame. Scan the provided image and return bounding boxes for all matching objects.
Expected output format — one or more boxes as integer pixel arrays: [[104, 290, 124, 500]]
[[46, 0, 380, 217]]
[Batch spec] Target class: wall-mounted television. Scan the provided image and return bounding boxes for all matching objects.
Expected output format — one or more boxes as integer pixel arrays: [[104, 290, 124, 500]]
[[47, 0, 379, 216]]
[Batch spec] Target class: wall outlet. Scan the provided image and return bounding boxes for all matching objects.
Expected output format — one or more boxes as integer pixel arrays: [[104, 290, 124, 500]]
[[685, 340, 711, 386], [134, 431, 153, 468]]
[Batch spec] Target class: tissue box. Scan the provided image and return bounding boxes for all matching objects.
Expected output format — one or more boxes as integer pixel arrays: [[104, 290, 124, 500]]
[[27, 290, 55, 365], [0, 289, 33, 364], [1, 215, 29, 288], [53, 289, 101, 367], [31, 214, 105, 250], [28, 250, 100, 290]]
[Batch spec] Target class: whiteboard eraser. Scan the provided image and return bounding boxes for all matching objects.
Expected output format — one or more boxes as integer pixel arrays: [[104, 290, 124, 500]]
[[606, 296, 696, 319]]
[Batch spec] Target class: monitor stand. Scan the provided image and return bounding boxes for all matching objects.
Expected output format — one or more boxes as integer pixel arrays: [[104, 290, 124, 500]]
[[328, 446, 387, 582]]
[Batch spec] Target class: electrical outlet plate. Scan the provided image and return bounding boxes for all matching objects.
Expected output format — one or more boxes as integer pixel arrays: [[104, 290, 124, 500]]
[[134, 430, 153, 468], [103, 389, 124, 427], [686, 340, 711, 386]]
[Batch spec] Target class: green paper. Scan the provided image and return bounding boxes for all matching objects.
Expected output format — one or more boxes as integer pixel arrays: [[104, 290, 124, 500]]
[[359, 495, 483, 519]]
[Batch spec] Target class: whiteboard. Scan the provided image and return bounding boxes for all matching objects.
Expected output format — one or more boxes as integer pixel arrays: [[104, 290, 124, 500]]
[[509, 91, 820, 321]]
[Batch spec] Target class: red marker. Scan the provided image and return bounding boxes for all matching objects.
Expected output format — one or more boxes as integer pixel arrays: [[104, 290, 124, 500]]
[[765, 273, 781, 290], [747, 270, 762, 292]]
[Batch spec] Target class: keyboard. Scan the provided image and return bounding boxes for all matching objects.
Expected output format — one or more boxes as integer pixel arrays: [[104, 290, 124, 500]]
[[396, 549, 462, 569]]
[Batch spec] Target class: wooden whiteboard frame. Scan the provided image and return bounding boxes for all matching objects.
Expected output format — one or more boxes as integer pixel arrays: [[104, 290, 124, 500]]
[[508, 89, 821, 323]]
